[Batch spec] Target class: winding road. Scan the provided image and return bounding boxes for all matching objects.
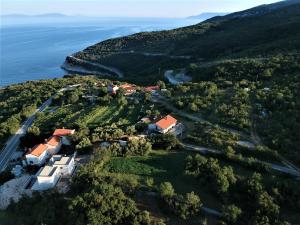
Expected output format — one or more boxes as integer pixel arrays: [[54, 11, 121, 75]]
[[62, 56, 124, 78]]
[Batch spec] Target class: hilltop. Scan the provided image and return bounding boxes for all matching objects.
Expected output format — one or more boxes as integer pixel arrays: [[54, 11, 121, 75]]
[[187, 12, 229, 20]]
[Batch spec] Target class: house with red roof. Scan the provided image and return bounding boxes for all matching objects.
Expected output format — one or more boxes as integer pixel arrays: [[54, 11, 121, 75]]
[[149, 115, 177, 134], [24, 129, 75, 166], [53, 128, 75, 145], [119, 83, 137, 96], [145, 86, 159, 93], [25, 144, 50, 166]]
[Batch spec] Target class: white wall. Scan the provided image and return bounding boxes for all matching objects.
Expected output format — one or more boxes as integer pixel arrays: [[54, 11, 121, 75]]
[[47, 143, 62, 155], [32, 170, 60, 191], [26, 150, 49, 166]]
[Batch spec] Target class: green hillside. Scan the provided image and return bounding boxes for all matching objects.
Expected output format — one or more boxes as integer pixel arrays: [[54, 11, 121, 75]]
[[65, 1, 300, 83]]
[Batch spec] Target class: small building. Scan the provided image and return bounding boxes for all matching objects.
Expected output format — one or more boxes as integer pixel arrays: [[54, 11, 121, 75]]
[[149, 115, 177, 134], [53, 129, 75, 145], [46, 135, 62, 155], [31, 154, 76, 191], [119, 84, 137, 96], [50, 155, 75, 176], [31, 166, 60, 191], [145, 86, 159, 94], [25, 144, 50, 166]]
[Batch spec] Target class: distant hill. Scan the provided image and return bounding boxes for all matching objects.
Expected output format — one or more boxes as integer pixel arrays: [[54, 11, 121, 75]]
[[65, 0, 300, 83], [1, 13, 68, 18], [187, 12, 229, 20]]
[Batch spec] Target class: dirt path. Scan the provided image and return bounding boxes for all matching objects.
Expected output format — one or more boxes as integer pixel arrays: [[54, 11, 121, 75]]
[[182, 143, 300, 179]]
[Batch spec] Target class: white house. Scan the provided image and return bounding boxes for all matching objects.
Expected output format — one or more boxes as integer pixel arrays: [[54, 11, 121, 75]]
[[46, 135, 62, 155], [149, 115, 177, 134], [53, 129, 75, 145], [50, 155, 75, 176], [31, 154, 76, 191], [31, 166, 60, 191], [25, 144, 50, 166]]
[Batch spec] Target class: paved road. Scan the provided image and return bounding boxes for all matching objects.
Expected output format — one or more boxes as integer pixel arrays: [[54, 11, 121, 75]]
[[0, 85, 77, 172], [64, 56, 124, 78], [0, 97, 54, 172]]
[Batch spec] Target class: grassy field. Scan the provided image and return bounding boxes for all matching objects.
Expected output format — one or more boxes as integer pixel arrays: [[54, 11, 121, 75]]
[[104, 150, 222, 210]]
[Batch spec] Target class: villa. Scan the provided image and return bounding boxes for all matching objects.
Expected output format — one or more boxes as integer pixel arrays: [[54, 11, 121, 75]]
[[149, 115, 177, 134]]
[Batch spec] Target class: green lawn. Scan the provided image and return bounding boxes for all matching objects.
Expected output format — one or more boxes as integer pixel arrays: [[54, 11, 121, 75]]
[[104, 150, 222, 209]]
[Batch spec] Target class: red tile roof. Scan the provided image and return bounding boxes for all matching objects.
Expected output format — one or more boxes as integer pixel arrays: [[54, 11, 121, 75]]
[[145, 86, 159, 92], [53, 129, 75, 136], [46, 136, 61, 147], [28, 144, 48, 157], [155, 115, 177, 130]]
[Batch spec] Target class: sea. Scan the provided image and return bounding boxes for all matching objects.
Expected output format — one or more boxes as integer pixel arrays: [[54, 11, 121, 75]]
[[0, 16, 200, 87]]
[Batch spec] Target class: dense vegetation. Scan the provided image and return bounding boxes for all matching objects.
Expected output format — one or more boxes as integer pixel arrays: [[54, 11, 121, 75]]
[[185, 154, 300, 225], [167, 55, 300, 165], [0, 76, 100, 149]]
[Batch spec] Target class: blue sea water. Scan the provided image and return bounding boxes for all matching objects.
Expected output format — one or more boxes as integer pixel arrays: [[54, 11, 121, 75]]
[[0, 17, 200, 87]]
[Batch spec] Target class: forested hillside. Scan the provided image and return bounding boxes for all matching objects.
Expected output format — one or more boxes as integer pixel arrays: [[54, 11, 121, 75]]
[[65, 1, 300, 83]]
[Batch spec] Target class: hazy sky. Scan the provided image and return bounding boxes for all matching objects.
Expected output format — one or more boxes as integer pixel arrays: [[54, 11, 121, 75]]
[[1, 0, 282, 18]]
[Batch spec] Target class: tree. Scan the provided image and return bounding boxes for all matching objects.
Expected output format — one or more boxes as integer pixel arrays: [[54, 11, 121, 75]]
[[151, 133, 178, 150], [144, 92, 152, 102], [189, 102, 198, 112], [225, 146, 235, 156], [157, 80, 166, 89], [222, 204, 242, 224], [76, 137, 92, 154], [126, 126, 136, 135], [69, 183, 157, 225], [159, 182, 175, 198], [145, 178, 154, 189], [28, 126, 40, 136], [182, 192, 202, 218]]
